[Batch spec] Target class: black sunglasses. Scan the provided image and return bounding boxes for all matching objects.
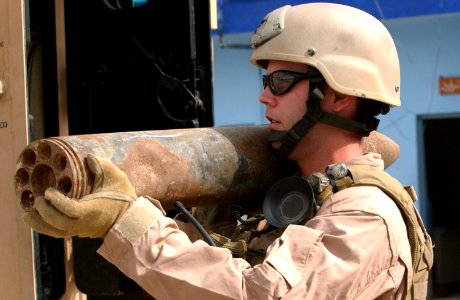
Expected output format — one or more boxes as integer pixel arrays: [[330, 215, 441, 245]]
[[262, 70, 323, 96]]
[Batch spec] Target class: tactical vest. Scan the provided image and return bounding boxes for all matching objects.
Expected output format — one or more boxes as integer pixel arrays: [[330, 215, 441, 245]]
[[208, 164, 434, 299], [345, 164, 434, 300]]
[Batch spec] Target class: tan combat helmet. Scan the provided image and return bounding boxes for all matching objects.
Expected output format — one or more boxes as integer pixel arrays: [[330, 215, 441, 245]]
[[250, 3, 401, 156], [250, 3, 401, 108]]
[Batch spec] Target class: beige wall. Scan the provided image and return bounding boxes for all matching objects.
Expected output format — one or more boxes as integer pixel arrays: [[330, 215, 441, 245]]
[[0, 1, 35, 299]]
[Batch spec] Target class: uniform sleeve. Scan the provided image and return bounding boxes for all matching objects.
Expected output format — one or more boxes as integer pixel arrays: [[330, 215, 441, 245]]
[[97, 197, 324, 300], [98, 186, 409, 300]]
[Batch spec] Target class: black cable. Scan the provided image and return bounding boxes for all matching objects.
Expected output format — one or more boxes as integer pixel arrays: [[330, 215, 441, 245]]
[[174, 201, 216, 247]]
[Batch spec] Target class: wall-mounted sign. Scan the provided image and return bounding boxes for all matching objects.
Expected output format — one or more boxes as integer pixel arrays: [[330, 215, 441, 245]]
[[439, 76, 460, 95]]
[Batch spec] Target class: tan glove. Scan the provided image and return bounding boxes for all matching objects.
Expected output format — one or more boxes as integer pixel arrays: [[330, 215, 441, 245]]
[[23, 154, 137, 238]]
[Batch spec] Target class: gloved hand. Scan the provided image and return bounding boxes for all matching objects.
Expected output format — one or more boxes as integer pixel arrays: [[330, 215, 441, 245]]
[[23, 154, 137, 238]]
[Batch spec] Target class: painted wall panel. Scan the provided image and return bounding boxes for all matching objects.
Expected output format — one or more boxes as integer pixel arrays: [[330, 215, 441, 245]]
[[0, 1, 35, 299]]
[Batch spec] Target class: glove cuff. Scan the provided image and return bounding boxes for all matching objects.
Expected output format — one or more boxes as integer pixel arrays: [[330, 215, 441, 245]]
[[112, 196, 164, 244]]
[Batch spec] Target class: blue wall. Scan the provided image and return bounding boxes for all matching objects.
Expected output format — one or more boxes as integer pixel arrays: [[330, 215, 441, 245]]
[[218, 0, 460, 34], [212, 12, 460, 220], [381, 13, 460, 219]]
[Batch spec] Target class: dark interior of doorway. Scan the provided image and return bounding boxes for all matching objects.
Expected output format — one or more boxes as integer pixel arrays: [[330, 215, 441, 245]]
[[423, 116, 460, 298], [27, 0, 213, 298]]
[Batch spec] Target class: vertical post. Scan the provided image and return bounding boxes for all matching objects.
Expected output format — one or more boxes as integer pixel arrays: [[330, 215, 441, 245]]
[[0, 0, 36, 299], [54, 0, 86, 299], [55, 0, 69, 137]]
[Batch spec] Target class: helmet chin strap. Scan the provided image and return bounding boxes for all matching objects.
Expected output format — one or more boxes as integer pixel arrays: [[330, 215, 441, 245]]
[[273, 86, 380, 158]]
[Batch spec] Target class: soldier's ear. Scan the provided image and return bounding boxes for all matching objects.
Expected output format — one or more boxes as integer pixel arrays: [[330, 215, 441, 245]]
[[321, 87, 357, 116]]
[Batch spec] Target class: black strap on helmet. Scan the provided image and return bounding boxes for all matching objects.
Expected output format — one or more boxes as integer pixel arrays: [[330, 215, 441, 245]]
[[276, 83, 380, 157], [276, 87, 323, 157]]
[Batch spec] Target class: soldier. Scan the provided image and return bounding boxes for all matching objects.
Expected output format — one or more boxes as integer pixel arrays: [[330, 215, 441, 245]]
[[24, 3, 432, 299]]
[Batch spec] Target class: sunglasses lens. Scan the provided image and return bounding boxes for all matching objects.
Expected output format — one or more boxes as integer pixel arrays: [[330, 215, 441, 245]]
[[263, 71, 312, 96], [269, 72, 297, 95]]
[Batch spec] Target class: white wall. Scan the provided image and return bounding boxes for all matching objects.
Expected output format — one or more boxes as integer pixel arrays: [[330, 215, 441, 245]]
[[212, 13, 460, 219]]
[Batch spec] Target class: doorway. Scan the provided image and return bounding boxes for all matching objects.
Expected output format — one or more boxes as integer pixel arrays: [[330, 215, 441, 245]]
[[419, 114, 460, 298]]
